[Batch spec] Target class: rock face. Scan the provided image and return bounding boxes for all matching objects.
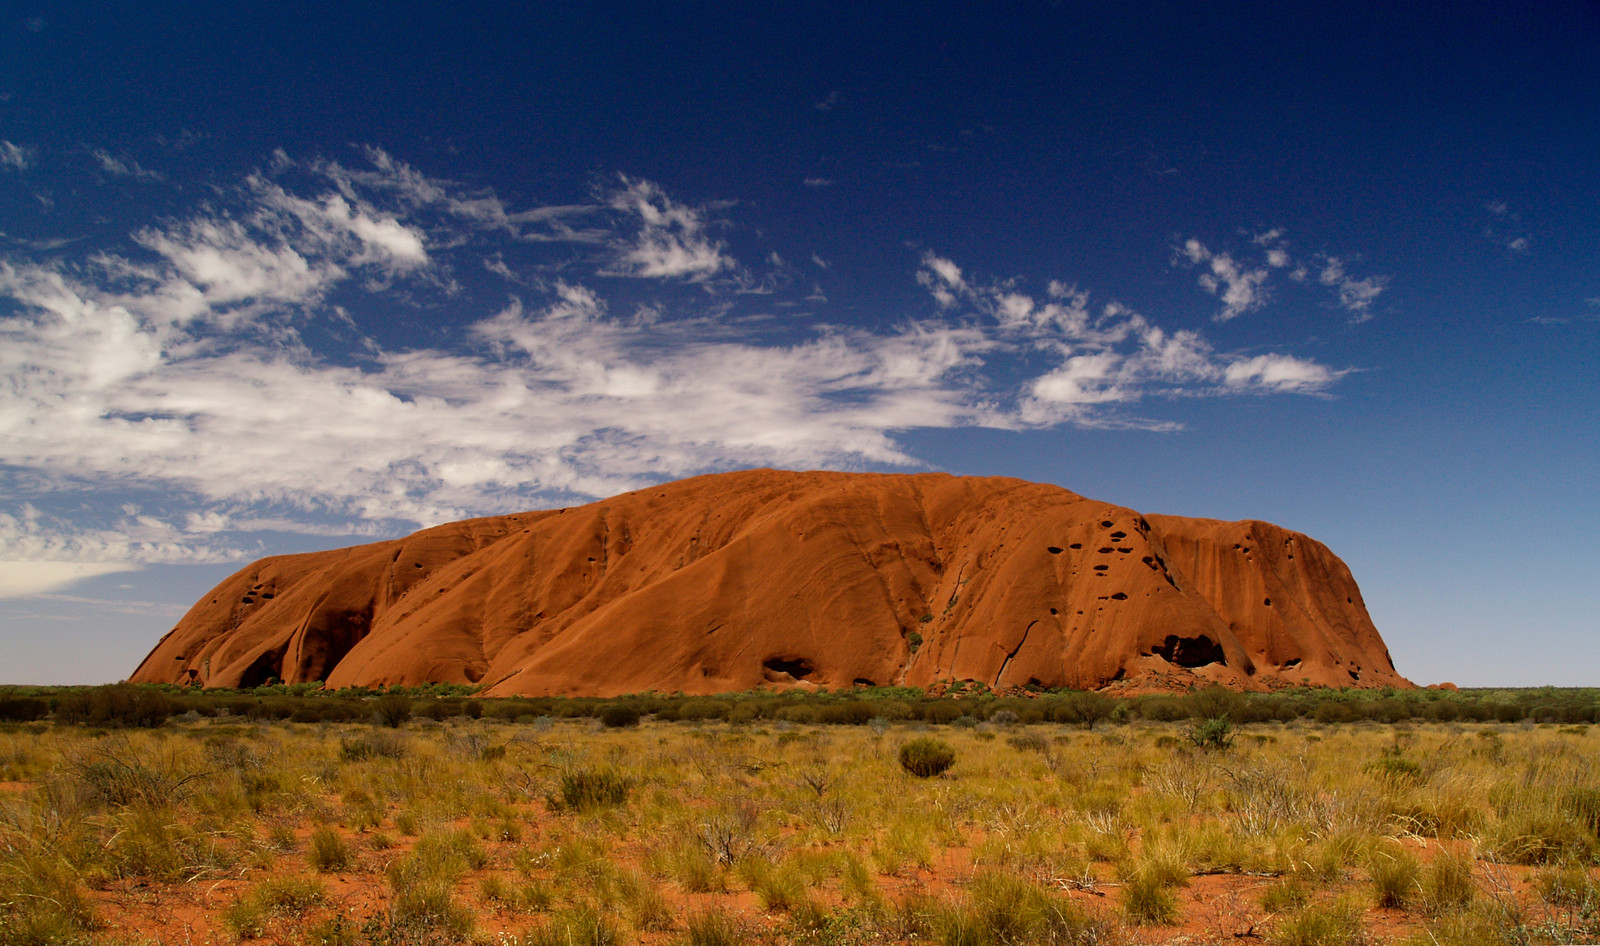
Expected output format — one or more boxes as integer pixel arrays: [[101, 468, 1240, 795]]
[[131, 470, 1409, 695]]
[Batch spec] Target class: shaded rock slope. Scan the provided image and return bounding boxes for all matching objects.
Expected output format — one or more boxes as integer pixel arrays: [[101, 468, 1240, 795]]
[[131, 470, 1409, 695]]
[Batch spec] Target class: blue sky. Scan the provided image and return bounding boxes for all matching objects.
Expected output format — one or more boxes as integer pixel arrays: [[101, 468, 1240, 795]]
[[2, 1, 1596, 686]]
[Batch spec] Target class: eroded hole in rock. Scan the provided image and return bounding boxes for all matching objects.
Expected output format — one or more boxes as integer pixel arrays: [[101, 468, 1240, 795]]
[[1100, 520, 1114, 528], [1049, 607, 1059, 615], [1117, 547, 1132, 553], [1110, 592, 1128, 600], [854, 678, 876, 687], [1280, 658, 1302, 671], [414, 562, 424, 568], [763, 656, 814, 679], [1093, 564, 1109, 571], [1149, 634, 1226, 668], [1109, 531, 1126, 540], [1069, 543, 1083, 550], [238, 646, 287, 688], [1098, 547, 1114, 553], [1263, 597, 1272, 607], [1348, 669, 1360, 681], [1047, 546, 1064, 554]]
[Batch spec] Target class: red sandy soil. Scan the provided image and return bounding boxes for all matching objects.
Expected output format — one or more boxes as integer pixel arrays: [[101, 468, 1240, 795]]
[[132, 470, 1408, 696]]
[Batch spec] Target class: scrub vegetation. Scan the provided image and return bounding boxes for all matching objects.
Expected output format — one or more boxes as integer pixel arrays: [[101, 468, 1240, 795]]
[[1, 682, 1598, 945]]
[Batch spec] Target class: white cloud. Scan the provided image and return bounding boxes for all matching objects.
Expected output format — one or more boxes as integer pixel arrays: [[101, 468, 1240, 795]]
[[1223, 353, 1341, 392], [0, 504, 247, 596], [0, 140, 29, 171], [604, 177, 733, 280], [1179, 231, 1388, 323], [92, 149, 164, 181], [1318, 257, 1388, 322], [1482, 200, 1532, 256], [803, 177, 834, 187], [916, 252, 968, 308], [1177, 238, 1271, 322], [0, 562, 141, 598], [0, 154, 1355, 584]]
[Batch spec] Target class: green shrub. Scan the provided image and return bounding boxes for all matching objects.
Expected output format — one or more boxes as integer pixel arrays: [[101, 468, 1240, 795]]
[[372, 694, 412, 728], [0, 695, 48, 721], [54, 684, 178, 728], [600, 703, 642, 728], [1185, 716, 1236, 751], [899, 737, 956, 778]]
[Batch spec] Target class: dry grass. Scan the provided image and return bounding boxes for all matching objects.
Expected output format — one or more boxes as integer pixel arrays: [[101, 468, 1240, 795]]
[[0, 713, 1597, 944]]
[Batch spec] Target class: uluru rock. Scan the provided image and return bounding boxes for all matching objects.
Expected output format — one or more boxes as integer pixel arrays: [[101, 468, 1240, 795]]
[[131, 470, 1409, 695]]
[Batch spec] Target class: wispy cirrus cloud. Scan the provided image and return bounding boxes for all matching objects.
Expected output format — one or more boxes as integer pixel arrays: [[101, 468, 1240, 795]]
[[1483, 200, 1531, 255], [0, 140, 30, 171], [91, 149, 164, 181], [0, 149, 1356, 595], [603, 176, 735, 280]]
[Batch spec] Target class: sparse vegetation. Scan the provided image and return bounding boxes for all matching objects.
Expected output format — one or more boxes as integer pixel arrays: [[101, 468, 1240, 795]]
[[4, 681, 1600, 943]]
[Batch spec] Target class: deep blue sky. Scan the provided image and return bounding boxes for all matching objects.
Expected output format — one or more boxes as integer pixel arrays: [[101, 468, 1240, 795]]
[[3, 1, 1597, 685]]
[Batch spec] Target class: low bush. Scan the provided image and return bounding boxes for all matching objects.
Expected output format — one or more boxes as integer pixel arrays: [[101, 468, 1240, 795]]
[[600, 703, 641, 728], [55, 684, 178, 728], [1185, 716, 1236, 751], [372, 694, 412, 728], [0, 695, 48, 722], [899, 737, 956, 778]]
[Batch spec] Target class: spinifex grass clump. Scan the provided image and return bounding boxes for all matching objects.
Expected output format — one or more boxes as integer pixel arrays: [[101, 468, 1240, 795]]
[[935, 870, 1104, 945], [308, 825, 354, 873], [222, 874, 326, 938], [898, 736, 956, 777], [550, 766, 630, 812], [1368, 845, 1422, 909]]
